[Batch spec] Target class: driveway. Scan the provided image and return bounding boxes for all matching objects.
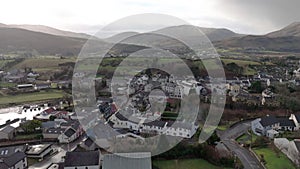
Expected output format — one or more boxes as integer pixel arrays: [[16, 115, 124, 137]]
[[220, 121, 264, 169]]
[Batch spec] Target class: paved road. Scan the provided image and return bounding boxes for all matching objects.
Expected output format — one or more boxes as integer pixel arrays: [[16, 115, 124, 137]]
[[220, 121, 264, 169]]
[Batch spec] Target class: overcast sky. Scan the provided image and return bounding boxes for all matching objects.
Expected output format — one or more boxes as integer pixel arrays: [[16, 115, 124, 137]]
[[1, 0, 299, 35]]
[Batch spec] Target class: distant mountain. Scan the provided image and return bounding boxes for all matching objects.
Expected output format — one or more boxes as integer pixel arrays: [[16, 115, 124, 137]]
[[102, 25, 241, 43], [267, 22, 300, 37], [103, 32, 139, 43], [153, 25, 241, 42], [0, 27, 92, 55], [0, 23, 92, 39], [215, 35, 300, 53]]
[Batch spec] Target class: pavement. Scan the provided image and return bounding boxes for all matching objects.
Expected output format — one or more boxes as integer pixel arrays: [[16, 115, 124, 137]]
[[220, 121, 264, 169]]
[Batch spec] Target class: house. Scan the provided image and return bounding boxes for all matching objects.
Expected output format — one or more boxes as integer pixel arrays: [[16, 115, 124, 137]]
[[43, 127, 65, 139], [0, 125, 15, 140], [34, 83, 51, 90], [251, 115, 280, 138], [0, 151, 27, 169], [0, 145, 27, 157], [26, 144, 53, 159], [102, 152, 152, 169], [109, 112, 199, 138], [278, 117, 296, 131], [43, 119, 83, 143], [64, 150, 101, 169], [289, 114, 300, 130], [58, 128, 77, 143]]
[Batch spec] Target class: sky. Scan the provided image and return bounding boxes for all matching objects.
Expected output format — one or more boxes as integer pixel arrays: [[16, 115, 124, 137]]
[[0, 0, 299, 35]]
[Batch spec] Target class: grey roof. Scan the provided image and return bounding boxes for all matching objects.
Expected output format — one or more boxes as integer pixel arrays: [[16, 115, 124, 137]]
[[260, 115, 279, 127], [278, 117, 296, 127], [44, 128, 65, 134], [144, 120, 167, 128], [0, 125, 15, 134], [84, 137, 94, 147], [0, 145, 26, 158], [103, 152, 151, 169], [115, 112, 128, 121], [64, 151, 100, 167], [64, 128, 76, 137], [0, 152, 26, 168]]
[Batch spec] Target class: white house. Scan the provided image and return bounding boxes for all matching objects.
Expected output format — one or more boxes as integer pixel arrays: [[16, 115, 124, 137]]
[[251, 115, 280, 138]]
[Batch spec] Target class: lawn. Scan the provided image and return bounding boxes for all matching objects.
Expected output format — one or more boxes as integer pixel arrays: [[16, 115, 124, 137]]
[[253, 147, 296, 169], [0, 90, 66, 105], [153, 159, 231, 169]]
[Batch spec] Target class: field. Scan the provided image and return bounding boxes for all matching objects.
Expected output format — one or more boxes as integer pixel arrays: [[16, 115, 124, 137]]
[[0, 90, 66, 105], [153, 159, 231, 169], [253, 147, 295, 169], [11, 57, 76, 71]]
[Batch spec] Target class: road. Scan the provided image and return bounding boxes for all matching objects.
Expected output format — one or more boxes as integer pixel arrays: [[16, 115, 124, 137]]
[[220, 121, 264, 169]]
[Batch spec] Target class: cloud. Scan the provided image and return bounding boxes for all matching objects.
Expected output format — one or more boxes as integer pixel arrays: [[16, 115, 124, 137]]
[[217, 0, 300, 34]]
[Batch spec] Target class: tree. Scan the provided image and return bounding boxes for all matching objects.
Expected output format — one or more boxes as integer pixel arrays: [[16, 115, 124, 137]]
[[20, 120, 42, 133], [250, 81, 263, 93]]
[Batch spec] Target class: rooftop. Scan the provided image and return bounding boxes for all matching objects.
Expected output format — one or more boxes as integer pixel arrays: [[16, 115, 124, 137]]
[[64, 150, 100, 167]]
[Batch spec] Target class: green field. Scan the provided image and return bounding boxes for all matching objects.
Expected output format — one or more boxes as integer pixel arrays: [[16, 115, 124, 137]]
[[253, 147, 295, 169], [153, 159, 231, 169], [0, 90, 66, 105], [11, 57, 76, 70]]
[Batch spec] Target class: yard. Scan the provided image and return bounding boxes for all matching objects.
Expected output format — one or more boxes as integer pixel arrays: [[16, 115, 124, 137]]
[[253, 147, 296, 169], [153, 159, 231, 169], [0, 90, 66, 105]]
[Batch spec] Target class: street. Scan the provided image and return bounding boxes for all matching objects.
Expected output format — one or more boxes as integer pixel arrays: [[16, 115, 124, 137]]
[[220, 121, 264, 169]]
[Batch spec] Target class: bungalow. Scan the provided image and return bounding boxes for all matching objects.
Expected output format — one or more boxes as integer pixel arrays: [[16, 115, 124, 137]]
[[64, 150, 101, 169], [251, 115, 280, 137]]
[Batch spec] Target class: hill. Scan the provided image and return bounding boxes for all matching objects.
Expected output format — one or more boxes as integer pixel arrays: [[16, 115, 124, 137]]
[[0, 23, 92, 39], [267, 22, 300, 37], [0, 27, 89, 56], [215, 35, 300, 53]]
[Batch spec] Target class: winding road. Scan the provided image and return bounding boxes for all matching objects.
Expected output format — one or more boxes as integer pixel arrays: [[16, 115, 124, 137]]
[[220, 121, 264, 169]]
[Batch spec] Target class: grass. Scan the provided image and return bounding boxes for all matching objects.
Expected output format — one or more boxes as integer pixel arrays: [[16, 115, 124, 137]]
[[15, 133, 42, 140], [0, 90, 66, 105], [221, 58, 261, 66], [236, 132, 258, 145], [153, 159, 231, 169], [0, 82, 16, 88], [11, 57, 76, 70], [27, 158, 39, 166], [253, 147, 296, 169]]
